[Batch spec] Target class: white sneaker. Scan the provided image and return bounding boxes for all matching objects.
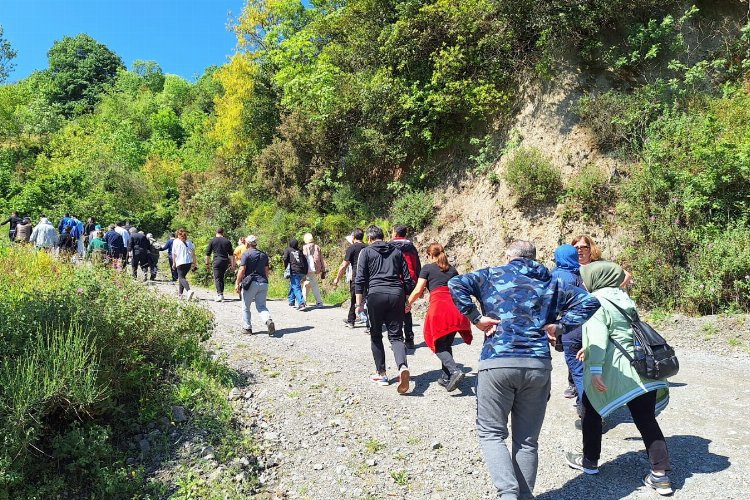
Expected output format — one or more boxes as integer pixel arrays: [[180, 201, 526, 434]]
[[186, 290, 195, 301], [215, 294, 223, 302]]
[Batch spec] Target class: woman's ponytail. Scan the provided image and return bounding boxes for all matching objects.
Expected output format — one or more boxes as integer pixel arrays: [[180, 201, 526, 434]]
[[427, 243, 449, 272]]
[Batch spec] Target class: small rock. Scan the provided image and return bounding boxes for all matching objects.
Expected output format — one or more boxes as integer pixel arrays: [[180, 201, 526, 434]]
[[264, 432, 279, 441], [431, 441, 443, 450], [228, 387, 242, 400], [336, 446, 348, 453], [202, 446, 216, 460], [234, 472, 247, 483], [244, 390, 254, 399], [171, 406, 187, 423], [146, 421, 156, 430], [239, 456, 251, 468], [366, 459, 377, 467], [313, 463, 324, 471]]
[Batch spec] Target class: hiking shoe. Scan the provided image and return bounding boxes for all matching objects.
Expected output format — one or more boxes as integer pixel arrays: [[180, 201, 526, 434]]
[[565, 452, 599, 475], [343, 321, 355, 329], [397, 366, 411, 394], [370, 374, 389, 386], [186, 290, 195, 301], [405, 339, 416, 350], [216, 294, 224, 302], [563, 383, 577, 399], [297, 303, 307, 310], [445, 370, 465, 392], [643, 472, 673, 496], [315, 302, 324, 308], [266, 320, 276, 337], [437, 376, 449, 388], [241, 327, 253, 335]]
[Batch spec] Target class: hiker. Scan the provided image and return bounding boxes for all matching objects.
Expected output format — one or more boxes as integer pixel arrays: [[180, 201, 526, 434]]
[[30, 216, 58, 250], [146, 233, 159, 280], [354, 225, 415, 394], [302, 233, 326, 307], [87, 230, 108, 265], [57, 226, 76, 260], [159, 233, 178, 281], [104, 224, 126, 269], [389, 224, 421, 350], [572, 234, 633, 288], [283, 238, 308, 309], [552, 244, 586, 408], [128, 228, 151, 280], [406, 243, 472, 391], [234, 235, 275, 336], [69, 215, 85, 259], [14, 217, 32, 244], [58, 213, 74, 234], [565, 260, 673, 496], [448, 240, 600, 500], [115, 222, 130, 266], [333, 229, 367, 328], [1, 211, 22, 241], [172, 228, 197, 300], [83, 217, 97, 244], [233, 236, 248, 299], [205, 227, 234, 302]]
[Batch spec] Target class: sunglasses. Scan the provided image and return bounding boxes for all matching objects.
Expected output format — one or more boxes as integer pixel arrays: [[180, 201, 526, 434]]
[[575, 245, 590, 250]]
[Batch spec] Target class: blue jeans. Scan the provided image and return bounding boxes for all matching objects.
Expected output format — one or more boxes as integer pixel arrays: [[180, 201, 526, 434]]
[[288, 273, 305, 306], [563, 340, 584, 409], [242, 281, 271, 330]]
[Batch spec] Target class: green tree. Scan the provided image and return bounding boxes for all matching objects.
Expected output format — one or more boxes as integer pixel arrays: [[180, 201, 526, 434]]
[[44, 34, 124, 116], [0, 25, 17, 83]]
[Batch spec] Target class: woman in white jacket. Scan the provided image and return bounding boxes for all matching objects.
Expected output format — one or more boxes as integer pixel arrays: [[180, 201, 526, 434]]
[[302, 233, 325, 307]]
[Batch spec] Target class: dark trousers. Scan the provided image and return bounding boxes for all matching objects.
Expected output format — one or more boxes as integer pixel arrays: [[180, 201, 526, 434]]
[[367, 291, 407, 373], [176, 263, 192, 295], [404, 311, 414, 341], [213, 259, 230, 294], [148, 254, 158, 278], [132, 253, 149, 278], [168, 255, 178, 280], [347, 281, 357, 324], [582, 391, 670, 471], [434, 332, 458, 377]]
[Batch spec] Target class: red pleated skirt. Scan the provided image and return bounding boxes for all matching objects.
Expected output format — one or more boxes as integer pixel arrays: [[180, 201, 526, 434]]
[[423, 286, 473, 352]]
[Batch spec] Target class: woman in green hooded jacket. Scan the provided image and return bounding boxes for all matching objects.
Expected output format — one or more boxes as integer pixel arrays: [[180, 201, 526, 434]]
[[565, 260, 673, 496]]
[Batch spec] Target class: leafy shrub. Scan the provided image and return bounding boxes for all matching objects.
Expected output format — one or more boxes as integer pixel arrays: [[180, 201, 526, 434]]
[[503, 147, 562, 206], [390, 190, 434, 232], [562, 163, 614, 221]]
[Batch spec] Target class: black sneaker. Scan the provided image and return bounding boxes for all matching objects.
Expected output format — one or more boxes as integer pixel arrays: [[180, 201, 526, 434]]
[[343, 320, 355, 329], [565, 452, 599, 475], [563, 383, 577, 399], [242, 328, 253, 335], [405, 339, 416, 350], [437, 376, 449, 388], [266, 320, 276, 337], [445, 370, 465, 392], [643, 472, 673, 496]]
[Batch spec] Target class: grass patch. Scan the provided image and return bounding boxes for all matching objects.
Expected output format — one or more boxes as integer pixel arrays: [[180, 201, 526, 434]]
[[364, 438, 386, 454]]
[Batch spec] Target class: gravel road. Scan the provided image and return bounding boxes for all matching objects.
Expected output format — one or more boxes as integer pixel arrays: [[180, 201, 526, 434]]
[[178, 285, 750, 499]]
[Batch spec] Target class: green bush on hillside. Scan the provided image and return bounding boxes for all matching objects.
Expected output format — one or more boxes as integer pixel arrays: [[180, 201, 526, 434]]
[[504, 147, 562, 207], [390, 190, 434, 233], [562, 162, 615, 221]]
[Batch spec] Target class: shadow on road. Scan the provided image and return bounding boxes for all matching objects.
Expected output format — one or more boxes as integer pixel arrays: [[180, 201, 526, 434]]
[[537, 435, 730, 499], [272, 325, 314, 337]]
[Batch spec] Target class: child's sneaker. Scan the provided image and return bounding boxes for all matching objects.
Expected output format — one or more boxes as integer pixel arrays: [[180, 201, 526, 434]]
[[370, 373, 389, 386], [565, 452, 599, 474], [643, 472, 673, 496]]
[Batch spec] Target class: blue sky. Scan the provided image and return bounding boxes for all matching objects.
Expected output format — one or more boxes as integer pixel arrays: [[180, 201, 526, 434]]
[[2, 0, 247, 82]]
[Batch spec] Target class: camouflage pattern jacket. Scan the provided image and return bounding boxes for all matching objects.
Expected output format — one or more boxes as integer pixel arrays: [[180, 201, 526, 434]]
[[448, 258, 600, 370]]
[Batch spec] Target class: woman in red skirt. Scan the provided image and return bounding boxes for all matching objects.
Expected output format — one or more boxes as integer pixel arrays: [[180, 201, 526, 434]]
[[407, 243, 472, 391]]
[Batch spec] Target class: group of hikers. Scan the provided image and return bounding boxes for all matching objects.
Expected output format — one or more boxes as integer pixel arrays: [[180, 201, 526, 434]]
[[3, 210, 674, 497]]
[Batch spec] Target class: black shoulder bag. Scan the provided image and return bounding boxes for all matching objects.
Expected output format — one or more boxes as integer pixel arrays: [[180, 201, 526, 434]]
[[602, 299, 680, 380]]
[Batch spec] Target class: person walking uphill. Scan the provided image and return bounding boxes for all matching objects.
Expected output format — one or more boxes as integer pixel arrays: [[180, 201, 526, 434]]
[[14, 217, 32, 244], [128, 228, 151, 280], [407, 243, 472, 391], [30, 217, 58, 250], [565, 260, 673, 495], [1, 211, 22, 241], [390, 225, 421, 350], [448, 240, 600, 500], [172, 228, 197, 300], [354, 225, 415, 394], [205, 228, 234, 302], [302, 233, 326, 307], [234, 235, 275, 336], [333, 229, 367, 328], [283, 239, 309, 309]]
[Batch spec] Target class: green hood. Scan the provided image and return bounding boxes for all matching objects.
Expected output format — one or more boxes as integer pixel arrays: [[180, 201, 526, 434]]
[[581, 260, 625, 292]]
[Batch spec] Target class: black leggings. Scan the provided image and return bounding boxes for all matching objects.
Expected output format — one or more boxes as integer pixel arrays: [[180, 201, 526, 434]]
[[434, 332, 458, 377], [213, 259, 229, 294], [176, 263, 192, 295], [582, 390, 670, 471], [366, 292, 406, 373]]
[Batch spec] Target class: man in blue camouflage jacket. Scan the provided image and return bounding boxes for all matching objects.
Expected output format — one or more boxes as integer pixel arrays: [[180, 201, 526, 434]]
[[448, 240, 600, 500]]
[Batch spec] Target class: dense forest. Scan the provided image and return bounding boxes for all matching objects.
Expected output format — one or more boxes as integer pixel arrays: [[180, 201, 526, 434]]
[[2, 0, 750, 313]]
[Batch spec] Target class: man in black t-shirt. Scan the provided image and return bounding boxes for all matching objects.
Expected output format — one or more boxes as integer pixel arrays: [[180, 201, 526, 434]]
[[1, 211, 22, 241], [234, 235, 275, 336], [333, 228, 367, 328], [205, 227, 235, 302]]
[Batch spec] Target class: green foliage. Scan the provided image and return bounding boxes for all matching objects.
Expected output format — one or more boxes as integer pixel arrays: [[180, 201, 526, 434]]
[[0, 25, 16, 83], [561, 163, 614, 221], [503, 147, 562, 207], [390, 190, 434, 233], [43, 34, 125, 117]]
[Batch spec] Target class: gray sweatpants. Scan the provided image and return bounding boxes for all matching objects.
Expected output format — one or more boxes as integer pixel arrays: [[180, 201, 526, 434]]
[[476, 367, 551, 500]]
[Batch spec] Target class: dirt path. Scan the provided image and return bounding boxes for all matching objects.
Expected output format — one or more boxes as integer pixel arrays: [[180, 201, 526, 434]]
[[168, 284, 750, 499]]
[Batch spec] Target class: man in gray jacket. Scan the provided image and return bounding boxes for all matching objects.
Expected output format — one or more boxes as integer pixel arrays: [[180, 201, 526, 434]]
[[30, 217, 58, 250]]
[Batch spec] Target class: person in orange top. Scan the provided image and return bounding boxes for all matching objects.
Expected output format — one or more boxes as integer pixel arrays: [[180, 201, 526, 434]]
[[406, 243, 472, 392]]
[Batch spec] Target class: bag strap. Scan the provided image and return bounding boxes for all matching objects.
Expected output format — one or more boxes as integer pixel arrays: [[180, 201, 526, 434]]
[[598, 297, 636, 364]]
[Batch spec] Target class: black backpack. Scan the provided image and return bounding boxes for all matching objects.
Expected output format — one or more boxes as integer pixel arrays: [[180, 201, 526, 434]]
[[603, 299, 680, 380]]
